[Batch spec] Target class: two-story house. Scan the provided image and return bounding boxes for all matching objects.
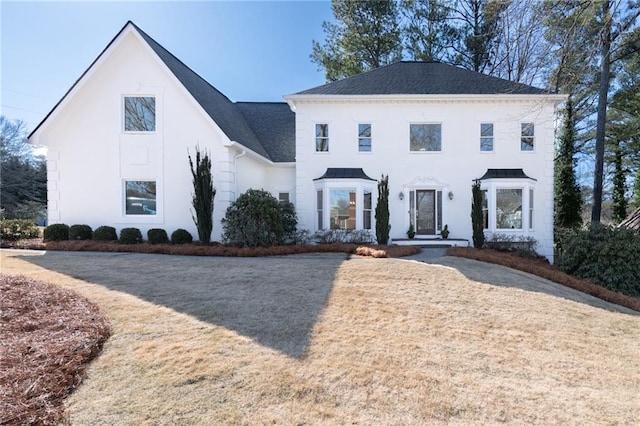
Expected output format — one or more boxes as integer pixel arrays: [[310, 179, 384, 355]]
[[29, 22, 565, 260]]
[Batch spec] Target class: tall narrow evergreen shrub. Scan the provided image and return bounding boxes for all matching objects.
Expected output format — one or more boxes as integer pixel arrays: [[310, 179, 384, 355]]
[[375, 174, 390, 245], [554, 98, 582, 229], [189, 146, 216, 243], [471, 180, 485, 249]]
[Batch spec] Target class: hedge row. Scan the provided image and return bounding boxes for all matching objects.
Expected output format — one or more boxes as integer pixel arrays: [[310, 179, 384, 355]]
[[0, 219, 40, 241], [43, 224, 194, 245]]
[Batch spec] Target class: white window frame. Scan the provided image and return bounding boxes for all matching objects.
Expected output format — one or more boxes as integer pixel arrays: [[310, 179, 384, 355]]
[[314, 179, 377, 232], [315, 123, 329, 153], [481, 178, 536, 234], [409, 123, 443, 153], [480, 122, 494, 152], [520, 122, 535, 152], [358, 123, 372, 153], [122, 95, 157, 133], [122, 178, 163, 223]]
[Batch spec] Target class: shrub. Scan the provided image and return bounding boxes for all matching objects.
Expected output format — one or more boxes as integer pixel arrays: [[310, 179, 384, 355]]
[[189, 146, 216, 243], [0, 219, 39, 241], [92, 226, 117, 241], [222, 189, 297, 247], [375, 174, 390, 245], [485, 233, 538, 256], [171, 228, 193, 245], [556, 225, 640, 297], [147, 228, 169, 244], [43, 223, 69, 242], [314, 229, 374, 244], [119, 227, 142, 244], [69, 224, 93, 240]]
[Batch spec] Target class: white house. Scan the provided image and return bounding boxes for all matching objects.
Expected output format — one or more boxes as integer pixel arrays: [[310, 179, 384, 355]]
[[29, 22, 565, 260]]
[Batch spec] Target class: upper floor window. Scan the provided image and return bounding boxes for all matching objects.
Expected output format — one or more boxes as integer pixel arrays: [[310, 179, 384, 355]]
[[410, 123, 441, 152], [521, 123, 534, 151], [480, 123, 494, 152], [124, 96, 156, 132], [125, 180, 156, 215], [316, 124, 329, 152], [358, 124, 372, 152]]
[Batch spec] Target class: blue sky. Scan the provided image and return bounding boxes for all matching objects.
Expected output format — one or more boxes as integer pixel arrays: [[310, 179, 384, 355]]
[[1, 1, 333, 131]]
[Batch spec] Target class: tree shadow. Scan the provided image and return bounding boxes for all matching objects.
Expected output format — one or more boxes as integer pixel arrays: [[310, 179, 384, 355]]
[[427, 256, 638, 316], [21, 251, 346, 358]]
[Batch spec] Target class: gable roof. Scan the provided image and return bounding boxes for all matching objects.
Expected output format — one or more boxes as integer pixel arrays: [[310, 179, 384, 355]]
[[30, 21, 293, 163], [619, 206, 640, 231], [295, 61, 550, 96]]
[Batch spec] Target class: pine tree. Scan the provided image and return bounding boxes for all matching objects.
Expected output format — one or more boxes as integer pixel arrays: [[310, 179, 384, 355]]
[[611, 141, 628, 223], [375, 174, 390, 245], [554, 98, 583, 229], [189, 146, 216, 243]]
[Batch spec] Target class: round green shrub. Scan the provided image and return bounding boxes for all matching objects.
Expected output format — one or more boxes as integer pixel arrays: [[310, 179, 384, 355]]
[[557, 224, 640, 297], [119, 227, 143, 244], [43, 223, 69, 242], [69, 224, 93, 240], [147, 228, 169, 244], [93, 226, 117, 241], [0, 219, 39, 241], [171, 228, 193, 245], [221, 189, 297, 247]]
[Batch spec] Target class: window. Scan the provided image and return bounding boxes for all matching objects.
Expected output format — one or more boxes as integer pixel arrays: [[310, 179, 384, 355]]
[[482, 190, 488, 229], [410, 124, 441, 151], [125, 181, 156, 215], [278, 192, 290, 204], [363, 190, 372, 230], [521, 123, 534, 151], [124, 96, 155, 132], [316, 124, 329, 152], [480, 123, 494, 151], [317, 190, 323, 229], [358, 124, 372, 152], [496, 188, 522, 229], [330, 190, 356, 230], [529, 189, 534, 229]]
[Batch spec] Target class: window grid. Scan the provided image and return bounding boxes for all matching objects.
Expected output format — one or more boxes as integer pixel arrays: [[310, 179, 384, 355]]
[[358, 124, 372, 152], [316, 124, 329, 152], [521, 123, 534, 151], [480, 123, 494, 151]]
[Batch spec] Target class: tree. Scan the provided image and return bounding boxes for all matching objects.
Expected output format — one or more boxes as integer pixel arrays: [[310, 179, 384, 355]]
[[611, 141, 628, 223], [311, 0, 402, 81], [471, 180, 485, 249], [554, 98, 583, 229], [375, 174, 390, 245], [401, 0, 457, 62], [0, 116, 46, 220], [188, 146, 215, 243]]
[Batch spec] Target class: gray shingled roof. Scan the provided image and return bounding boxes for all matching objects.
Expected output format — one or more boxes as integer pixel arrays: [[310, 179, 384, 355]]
[[132, 23, 276, 160], [314, 168, 375, 181], [235, 102, 295, 163], [296, 61, 549, 96], [479, 169, 536, 181], [619, 207, 640, 231]]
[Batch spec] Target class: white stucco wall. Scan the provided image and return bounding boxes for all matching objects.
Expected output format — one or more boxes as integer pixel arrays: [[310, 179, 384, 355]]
[[287, 96, 560, 260]]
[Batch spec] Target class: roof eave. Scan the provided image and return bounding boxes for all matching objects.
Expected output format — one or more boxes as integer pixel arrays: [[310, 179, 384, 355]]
[[284, 93, 567, 103]]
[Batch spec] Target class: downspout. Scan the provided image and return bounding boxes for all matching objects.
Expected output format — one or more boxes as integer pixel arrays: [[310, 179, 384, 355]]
[[233, 149, 246, 201]]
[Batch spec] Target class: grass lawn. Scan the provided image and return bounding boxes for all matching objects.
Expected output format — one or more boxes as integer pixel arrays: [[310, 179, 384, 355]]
[[2, 250, 639, 425]]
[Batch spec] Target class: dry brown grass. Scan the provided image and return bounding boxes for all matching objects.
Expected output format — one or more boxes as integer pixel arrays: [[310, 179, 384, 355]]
[[2, 250, 639, 425], [0, 275, 111, 425], [448, 247, 640, 312]]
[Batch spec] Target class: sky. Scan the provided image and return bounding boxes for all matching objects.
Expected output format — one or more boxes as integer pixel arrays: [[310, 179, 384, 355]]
[[0, 0, 334, 132]]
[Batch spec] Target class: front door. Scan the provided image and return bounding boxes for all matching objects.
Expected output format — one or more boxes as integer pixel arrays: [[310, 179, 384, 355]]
[[416, 190, 436, 234]]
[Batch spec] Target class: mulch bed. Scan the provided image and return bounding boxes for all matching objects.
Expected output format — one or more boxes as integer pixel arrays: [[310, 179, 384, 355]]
[[0, 275, 112, 425], [448, 247, 640, 313]]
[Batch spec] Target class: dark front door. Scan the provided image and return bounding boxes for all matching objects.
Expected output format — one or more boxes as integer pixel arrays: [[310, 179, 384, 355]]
[[416, 190, 436, 234]]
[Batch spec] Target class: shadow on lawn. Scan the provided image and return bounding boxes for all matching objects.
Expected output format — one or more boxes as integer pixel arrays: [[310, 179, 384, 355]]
[[21, 251, 346, 358]]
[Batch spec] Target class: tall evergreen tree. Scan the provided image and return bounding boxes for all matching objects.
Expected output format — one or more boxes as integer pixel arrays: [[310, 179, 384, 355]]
[[554, 98, 583, 229], [188, 146, 216, 243], [375, 174, 390, 245], [401, 0, 457, 62], [311, 0, 402, 81], [471, 180, 485, 249], [611, 141, 628, 223]]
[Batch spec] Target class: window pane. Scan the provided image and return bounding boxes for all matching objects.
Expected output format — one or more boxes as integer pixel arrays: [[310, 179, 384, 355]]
[[125, 181, 156, 215], [330, 190, 356, 230], [529, 189, 534, 229], [363, 190, 372, 230], [482, 190, 488, 229], [316, 124, 329, 152], [358, 124, 372, 152], [496, 189, 522, 229], [437, 190, 442, 231], [124, 97, 155, 131], [521, 123, 534, 151], [480, 123, 493, 151], [409, 190, 415, 226], [278, 192, 290, 204], [317, 190, 323, 229], [410, 124, 441, 151]]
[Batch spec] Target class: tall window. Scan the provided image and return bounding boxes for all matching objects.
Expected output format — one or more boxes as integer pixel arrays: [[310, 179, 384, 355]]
[[125, 181, 156, 215], [529, 189, 534, 229], [358, 124, 372, 152], [482, 190, 488, 229], [317, 190, 323, 229], [330, 190, 356, 230], [124, 96, 155, 132], [521, 123, 534, 151], [316, 124, 329, 152], [480, 123, 494, 151], [496, 188, 523, 229], [363, 190, 372, 229], [410, 124, 442, 151]]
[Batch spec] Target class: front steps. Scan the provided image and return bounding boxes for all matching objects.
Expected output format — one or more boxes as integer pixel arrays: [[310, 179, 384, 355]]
[[392, 237, 469, 248]]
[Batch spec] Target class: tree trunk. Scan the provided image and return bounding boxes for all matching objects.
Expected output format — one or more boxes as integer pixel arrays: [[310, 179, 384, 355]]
[[591, 0, 612, 224]]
